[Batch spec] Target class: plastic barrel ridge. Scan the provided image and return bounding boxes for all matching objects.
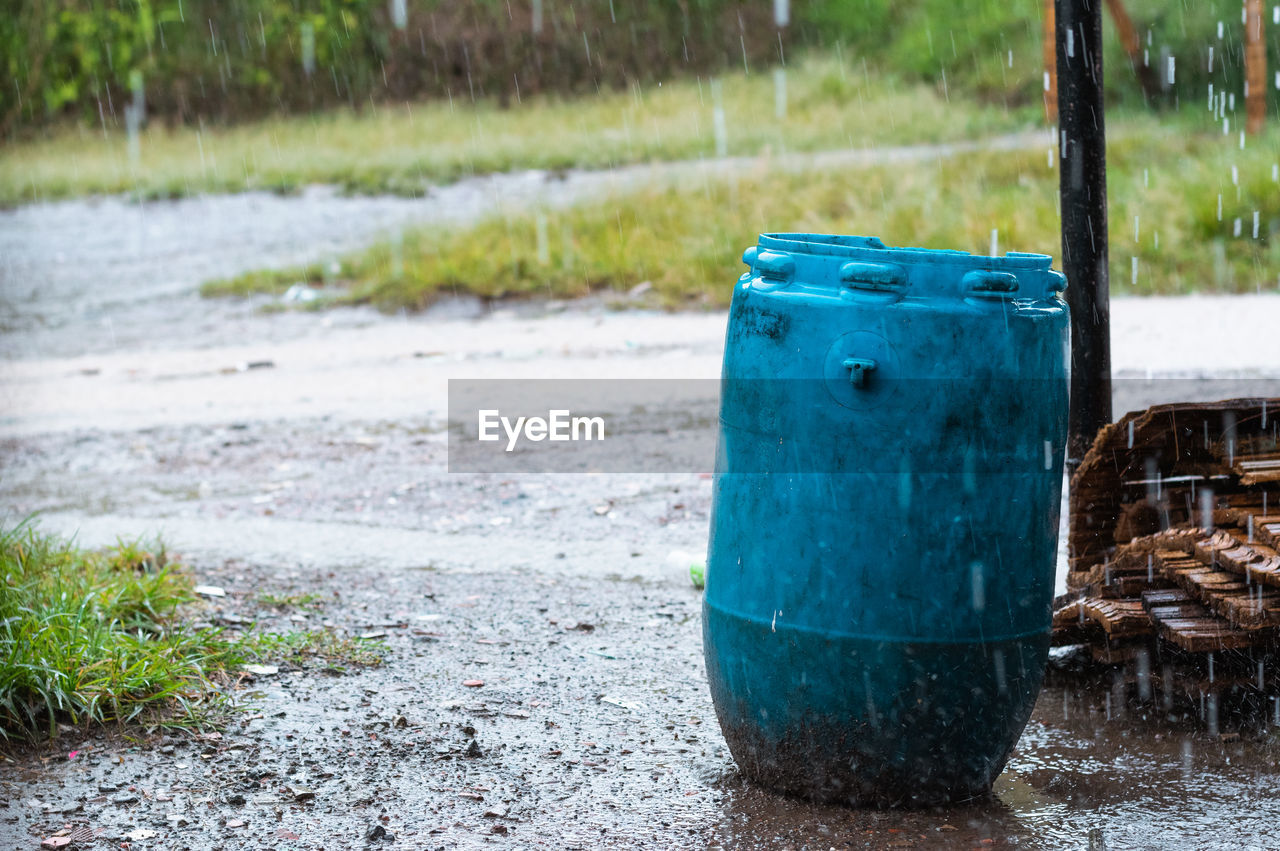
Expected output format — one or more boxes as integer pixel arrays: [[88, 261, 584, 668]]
[[703, 234, 1069, 807]]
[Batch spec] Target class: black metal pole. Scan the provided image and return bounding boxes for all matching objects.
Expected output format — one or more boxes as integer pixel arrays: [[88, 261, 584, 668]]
[[1057, 0, 1112, 472]]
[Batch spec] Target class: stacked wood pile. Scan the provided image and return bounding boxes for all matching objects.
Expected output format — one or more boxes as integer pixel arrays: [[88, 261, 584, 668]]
[[1056, 398, 1280, 669]]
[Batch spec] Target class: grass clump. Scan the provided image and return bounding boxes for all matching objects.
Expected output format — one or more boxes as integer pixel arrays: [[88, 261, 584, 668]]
[[205, 120, 1280, 305], [0, 54, 1034, 206], [0, 523, 382, 741], [0, 525, 239, 739], [256, 590, 327, 610], [253, 630, 388, 669]]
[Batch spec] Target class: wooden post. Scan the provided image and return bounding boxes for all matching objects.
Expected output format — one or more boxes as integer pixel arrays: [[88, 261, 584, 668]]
[[1104, 0, 1161, 102], [1245, 0, 1267, 136], [1043, 0, 1058, 123]]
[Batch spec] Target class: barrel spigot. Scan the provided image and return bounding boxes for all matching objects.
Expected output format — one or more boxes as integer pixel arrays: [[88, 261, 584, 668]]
[[842, 357, 878, 388]]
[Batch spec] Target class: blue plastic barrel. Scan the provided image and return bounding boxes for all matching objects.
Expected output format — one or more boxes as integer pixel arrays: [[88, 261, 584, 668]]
[[704, 234, 1069, 806]]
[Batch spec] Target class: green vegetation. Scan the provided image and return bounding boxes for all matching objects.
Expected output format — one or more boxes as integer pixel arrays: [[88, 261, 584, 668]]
[[3, 0, 785, 132], [8, 1, 1273, 135], [257, 590, 327, 610], [803, 0, 1045, 105], [0, 56, 1033, 205], [803, 0, 1279, 112], [256, 629, 386, 668], [0, 523, 383, 741], [7, 3, 1274, 207], [204, 118, 1280, 303]]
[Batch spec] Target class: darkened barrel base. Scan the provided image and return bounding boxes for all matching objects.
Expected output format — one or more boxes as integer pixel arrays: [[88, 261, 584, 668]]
[[705, 603, 1050, 808]]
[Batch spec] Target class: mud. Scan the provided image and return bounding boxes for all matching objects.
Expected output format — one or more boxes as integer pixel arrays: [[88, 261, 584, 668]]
[[4, 167, 1280, 847], [7, 548, 1280, 849]]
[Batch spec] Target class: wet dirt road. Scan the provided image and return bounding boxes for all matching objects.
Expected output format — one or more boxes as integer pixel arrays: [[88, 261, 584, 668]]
[[0, 130, 1049, 362], [4, 177, 1280, 849]]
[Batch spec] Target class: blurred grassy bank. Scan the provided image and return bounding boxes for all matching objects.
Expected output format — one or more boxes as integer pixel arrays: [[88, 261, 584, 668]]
[[8, 0, 1269, 135], [0, 56, 1032, 206], [204, 119, 1280, 302], [5, 2, 1274, 207]]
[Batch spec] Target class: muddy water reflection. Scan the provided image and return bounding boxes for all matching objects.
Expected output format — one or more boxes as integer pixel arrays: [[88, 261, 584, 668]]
[[712, 685, 1280, 849]]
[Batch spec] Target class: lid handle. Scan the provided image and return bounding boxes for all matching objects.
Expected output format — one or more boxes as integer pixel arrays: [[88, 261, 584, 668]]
[[753, 250, 795, 284], [839, 261, 907, 292], [963, 270, 1019, 297]]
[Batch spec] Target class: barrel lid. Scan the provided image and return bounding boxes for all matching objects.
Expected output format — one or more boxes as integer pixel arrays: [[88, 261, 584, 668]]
[[757, 233, 1053, 271]]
